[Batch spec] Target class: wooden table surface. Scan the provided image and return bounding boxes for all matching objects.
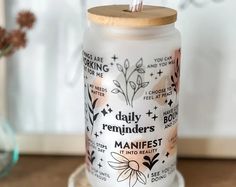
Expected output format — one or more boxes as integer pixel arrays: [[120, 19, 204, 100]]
[[0, 156, 235, 187]]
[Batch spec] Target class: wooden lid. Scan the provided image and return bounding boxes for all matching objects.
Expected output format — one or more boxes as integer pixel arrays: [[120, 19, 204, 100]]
[[88, 5, 177, 27]]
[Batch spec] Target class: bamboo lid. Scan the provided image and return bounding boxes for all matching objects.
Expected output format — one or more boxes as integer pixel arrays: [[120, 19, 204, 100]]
[[88, 5, 177, 28]]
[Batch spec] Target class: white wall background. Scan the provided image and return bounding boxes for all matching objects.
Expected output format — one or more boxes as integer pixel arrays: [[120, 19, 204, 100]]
[[5, 0, 236, 138]]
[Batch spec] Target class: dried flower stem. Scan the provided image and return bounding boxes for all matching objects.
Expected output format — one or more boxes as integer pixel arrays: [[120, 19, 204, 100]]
[[0, 10, 36, 59], [0, 46, 12, 58]]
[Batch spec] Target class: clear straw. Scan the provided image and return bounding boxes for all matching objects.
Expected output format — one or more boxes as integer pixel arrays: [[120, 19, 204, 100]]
[[129, 0, 144, 12]]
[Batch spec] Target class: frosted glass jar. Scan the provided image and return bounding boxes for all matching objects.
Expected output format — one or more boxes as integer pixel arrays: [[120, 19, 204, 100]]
[[83, 5, 181, 187]]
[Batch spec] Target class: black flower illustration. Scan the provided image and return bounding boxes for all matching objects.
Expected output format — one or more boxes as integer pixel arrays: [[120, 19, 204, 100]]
[[108, 152, 147, 187]]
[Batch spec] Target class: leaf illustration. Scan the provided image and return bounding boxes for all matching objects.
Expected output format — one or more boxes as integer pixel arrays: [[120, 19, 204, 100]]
[[151, 159, 159, 168], [141, 82, 149, 88], [92, 98, 98, 109], [143, 154, 160, 171], [89, 115, 93, 126], [152, 153, 160, 162], [136, 75, 142, 86], [124, 59, 130, 69], [88, 87, 92, 102], [93, 113, 99, 121], [112, 89, 120, 94], [143, 156, 151, 162], [117, 64, 124, 72], [113, 80, 121, 88], [175, 72, 178, 78], [142, 162, 152, 170], [171, 75, 174, 83], [91, 151, 95, 156], [136, 58, 143, 68], [137, 68, 145, 73], [171, 83, 176, 87], [91, 157, 95, 164], [129, 81, 136, 90], [88, 104, 93, 114]]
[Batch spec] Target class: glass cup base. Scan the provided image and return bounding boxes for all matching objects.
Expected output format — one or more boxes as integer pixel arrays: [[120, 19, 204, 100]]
[[68, 164, 185, 187]]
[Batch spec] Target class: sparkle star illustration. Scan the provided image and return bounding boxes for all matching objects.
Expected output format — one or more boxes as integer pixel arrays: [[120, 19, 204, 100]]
[[101, 109, 108, 116], [146, 110, 152, 117], [168, 99, 173, 107], [94, 132, 99, 138], [157, 69, 163, 76], [152, 114, 158, 121], [111, 55, 118, 61], [98, 163, 102, 168], [108, 108, 113, 113]]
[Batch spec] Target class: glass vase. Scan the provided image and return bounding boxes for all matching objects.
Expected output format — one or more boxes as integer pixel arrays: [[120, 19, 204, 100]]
[[0, 118, 18, 178]]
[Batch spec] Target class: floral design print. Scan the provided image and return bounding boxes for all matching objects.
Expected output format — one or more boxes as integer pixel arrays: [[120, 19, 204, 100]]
[[112, 58, 149, 107], [108, 152, 147, 187]]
